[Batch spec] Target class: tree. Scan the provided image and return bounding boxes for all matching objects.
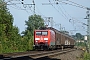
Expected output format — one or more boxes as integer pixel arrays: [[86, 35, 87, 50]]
[[75, 33, 83, 40], [23, 14, 44, 36], [22, 14, 44, 50], [0, 0, 23, 53], [0, 0, 14, 53]]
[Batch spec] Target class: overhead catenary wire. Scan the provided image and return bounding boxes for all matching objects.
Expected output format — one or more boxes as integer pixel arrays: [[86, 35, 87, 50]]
[[7, 0, 46, 23], [48, 0, 68, 20], [58, 1, 87, 26], [59, 3, 72, 18], [35, 5, 46, 17], [8, 1, 32, 15], [66, 0, 87, 9], [25, 4, 33, 13], [54, 1, 75, 25], [21, 0, 34, 14], [53, 0, 77, 30], [49, 0, 83, 32], [57, 3, 76, 29], [57, 4, 69, 19], [58, 0, 87, 10], [51, 0, 87, 26], [54, 0, 87, 32], [48, 0, 69, 30]]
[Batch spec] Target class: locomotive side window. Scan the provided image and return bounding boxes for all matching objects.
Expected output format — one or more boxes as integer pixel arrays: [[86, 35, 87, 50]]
[[42, 31, 48, 35], [36, 31, 41, 35]]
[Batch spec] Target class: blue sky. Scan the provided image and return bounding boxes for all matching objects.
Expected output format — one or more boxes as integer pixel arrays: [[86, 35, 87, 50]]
[[6, 0, 90, 35]]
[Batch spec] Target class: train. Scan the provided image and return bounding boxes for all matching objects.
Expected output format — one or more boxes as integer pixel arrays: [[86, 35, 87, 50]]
[[33, 27, 75, 50]]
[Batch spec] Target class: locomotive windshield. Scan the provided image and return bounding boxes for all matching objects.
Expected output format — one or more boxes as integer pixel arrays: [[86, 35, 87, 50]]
[[42, 31, 48, 35], [36, 32, 41, 35], [36, 31, 48, 35]]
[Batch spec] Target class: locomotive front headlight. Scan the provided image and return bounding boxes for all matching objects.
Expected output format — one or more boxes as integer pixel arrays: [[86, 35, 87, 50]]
[[35, 38, 40, 40], [44, 38, 48, 40]]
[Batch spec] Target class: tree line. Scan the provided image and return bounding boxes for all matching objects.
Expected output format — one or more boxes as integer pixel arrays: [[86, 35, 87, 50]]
[[0, 0, 44, 53]]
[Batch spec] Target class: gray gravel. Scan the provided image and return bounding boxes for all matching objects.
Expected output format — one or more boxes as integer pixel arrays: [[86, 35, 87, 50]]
[[51, 49, 84, 60]]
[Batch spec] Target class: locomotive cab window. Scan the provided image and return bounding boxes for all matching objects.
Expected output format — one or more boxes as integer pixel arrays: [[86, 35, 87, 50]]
[[42, 31, 48, 35], [36, 31, 41, 35]]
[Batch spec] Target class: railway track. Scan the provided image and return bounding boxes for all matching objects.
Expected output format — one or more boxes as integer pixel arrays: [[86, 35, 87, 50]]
[[0, 48, 76, 59], [29, 48, 76, 59]]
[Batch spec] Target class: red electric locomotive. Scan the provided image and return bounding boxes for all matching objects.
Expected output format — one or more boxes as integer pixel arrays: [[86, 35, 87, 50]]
[[34, 29, 56, 50]]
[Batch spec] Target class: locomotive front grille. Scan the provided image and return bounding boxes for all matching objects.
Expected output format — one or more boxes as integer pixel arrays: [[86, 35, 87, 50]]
[[38, 42, 48, 46], [39, 42, 44, 45]]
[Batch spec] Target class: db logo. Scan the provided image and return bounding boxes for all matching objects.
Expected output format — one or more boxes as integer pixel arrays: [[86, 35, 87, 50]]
[[40, 36, 43, 40]]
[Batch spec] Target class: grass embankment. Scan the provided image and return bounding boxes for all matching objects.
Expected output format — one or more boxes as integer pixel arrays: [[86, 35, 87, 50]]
[[78, 51, 90, 60]]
